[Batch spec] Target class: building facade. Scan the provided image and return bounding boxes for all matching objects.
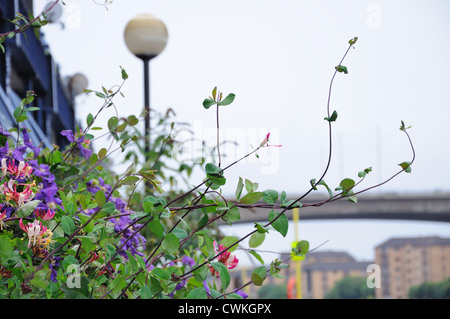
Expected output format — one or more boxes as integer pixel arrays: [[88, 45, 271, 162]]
[[0, 0, 77, 148], [232, 251, 373, 299], [375, 236, 450, 299]]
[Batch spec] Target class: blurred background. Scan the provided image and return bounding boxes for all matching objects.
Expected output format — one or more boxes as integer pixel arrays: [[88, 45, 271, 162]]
[[1, 0, 449, 298]]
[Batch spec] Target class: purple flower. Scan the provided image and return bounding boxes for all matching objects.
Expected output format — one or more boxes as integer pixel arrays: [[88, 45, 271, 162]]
[[49, 256, 61, 283], [111, 215, 147, 258], [61, 129, 92, 160], [35, 185, 62, 210], [234, 289, 249, 299], [86, 177, 111, 196], [0, 141, 27, 162], [29, 160, 51, 178], [0, 128, 11, 137], [202, 281, 211, 297], [182, 256, 196, 268], [21, 128, 40, 158], [169, 279, 187, 298], [60, 130, 76, 143]]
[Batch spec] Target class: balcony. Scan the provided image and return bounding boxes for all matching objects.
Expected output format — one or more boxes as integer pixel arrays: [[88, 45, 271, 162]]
[[0, 0, 75, 148]]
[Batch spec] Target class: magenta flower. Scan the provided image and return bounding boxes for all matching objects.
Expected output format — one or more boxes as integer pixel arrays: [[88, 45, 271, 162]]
[[260, 132, 282, 148], [33, 207, 55, 221], [213, 241, 239, 269], [1, 158, 33, 179]]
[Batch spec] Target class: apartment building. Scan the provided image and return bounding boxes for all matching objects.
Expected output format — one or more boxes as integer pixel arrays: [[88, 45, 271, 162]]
[[375, 236, 450, 299]]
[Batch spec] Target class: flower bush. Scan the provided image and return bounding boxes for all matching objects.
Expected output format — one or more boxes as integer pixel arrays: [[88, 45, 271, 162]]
[[0, 4, 416, 299]]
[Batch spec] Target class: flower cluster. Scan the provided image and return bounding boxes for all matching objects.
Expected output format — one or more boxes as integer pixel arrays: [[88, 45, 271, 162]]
[[0, 128, 57, 257], [84, 178, 146, 258], [210, 241, 239, 277]]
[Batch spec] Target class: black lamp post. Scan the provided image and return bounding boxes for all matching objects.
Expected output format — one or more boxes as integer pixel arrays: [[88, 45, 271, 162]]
[[124, 14, 168, 163]]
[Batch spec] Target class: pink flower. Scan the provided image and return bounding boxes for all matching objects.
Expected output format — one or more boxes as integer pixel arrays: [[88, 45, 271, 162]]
[[211, 241, 239, 276], [0, 211, 7, 230], [2, 180, 35, 206], [34, 207, 55, 221], [260, 132, 282, 148], [1, 159, 33, 178], [19, 219, 47, 247]]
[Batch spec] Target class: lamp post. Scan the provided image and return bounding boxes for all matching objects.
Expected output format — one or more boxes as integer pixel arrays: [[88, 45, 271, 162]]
[[124, 14, 168, 163]]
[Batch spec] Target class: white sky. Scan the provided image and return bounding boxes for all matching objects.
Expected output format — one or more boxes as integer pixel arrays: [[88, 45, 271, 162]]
[[34, 0, 450, 264]]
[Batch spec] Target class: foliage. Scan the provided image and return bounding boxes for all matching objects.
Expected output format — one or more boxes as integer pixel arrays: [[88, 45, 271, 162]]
[[0, 2, 416, 299], [409, 277, 450, 299], [257, 284, 287, 299], [325, 276, 375, 299]]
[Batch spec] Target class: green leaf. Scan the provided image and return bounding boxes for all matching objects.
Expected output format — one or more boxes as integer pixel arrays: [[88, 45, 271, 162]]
[[399, 161, 412, 173], [347, 195, 358, 203], [245, 179, 258, 192], [218, 93, 235, 106], [339, 178, 355, 192], [95, 191, 106, 208], [60, 216, 76, 235], [221, 236, 239, 253], [161, 233, 179, 255], [335, 65, 348, 74], [205, 162, 222, 177], [251, 266, 267, 286], [268, 210, 289, 237], [296, 240, 310, 254], [140, 285, 152, 299], [249, 231, 266, 248], [211, 262, 231, 289], [0, 235, 14, 263], [15, 200, 40, 218], [254, 222, 269, 234], [349, 36, 358, 45], [186, 287, 208, 299], [30, 270, 49, 290], [127, 115, 138, 126], [202, 98, 216, 109], [221, 206, 240, 225], [318, 180, 333, 199], [400, 120, 412, 131], [148, 219, 165, 239], [235, 177, 244, 201], [78, 214, 94, 233], [324, 110, 338, 122], [120, 66, 128, 80], [86, 113, 94, 126], [107, 116, 118, 132], [249, 250, 264, 265], [152, 267, 170, 281], [239, 192, 263, 205], [262, 189, 278, 205]]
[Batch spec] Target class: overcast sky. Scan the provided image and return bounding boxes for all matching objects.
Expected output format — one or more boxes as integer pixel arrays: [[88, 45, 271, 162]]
[[33, 0, 450, 264]]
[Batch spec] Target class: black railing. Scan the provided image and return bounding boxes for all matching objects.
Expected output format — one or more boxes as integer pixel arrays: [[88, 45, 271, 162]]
[[55, 76, 73, 130], [0, 1, 14, 21], [0, 0, 75, 146], [17, 28, 52, 92]]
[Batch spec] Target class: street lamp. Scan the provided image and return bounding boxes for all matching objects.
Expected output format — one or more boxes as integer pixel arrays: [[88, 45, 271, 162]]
[[123, 14, 168, 163]]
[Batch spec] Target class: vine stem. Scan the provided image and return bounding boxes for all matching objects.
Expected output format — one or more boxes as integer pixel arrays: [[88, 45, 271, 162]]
[[216, 103, 222, 167], [0, 0, 61, 38]]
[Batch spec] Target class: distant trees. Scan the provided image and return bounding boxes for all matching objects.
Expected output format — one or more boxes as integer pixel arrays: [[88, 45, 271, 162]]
[[409, 277, 450, 299], [326, 276, 375, 299], [257, 284, 288, 299]]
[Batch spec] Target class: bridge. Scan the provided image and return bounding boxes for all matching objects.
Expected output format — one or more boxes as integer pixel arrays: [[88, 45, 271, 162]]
[[224, 192, 450, 224]]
